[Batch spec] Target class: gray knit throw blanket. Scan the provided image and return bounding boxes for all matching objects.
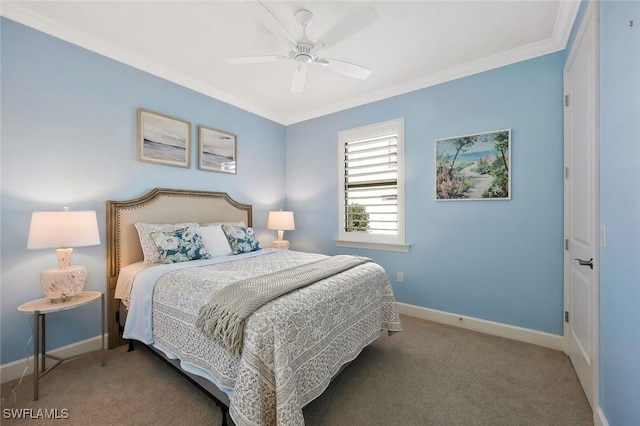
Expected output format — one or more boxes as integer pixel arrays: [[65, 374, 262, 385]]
[[195, 255, 372, 356]]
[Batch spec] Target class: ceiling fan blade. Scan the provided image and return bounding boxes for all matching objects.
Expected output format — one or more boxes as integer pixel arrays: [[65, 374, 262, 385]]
[[291, 65, 308, 93], [313, 6, 378, 53], [319, 58, 372, 80], [244, 0, 297, 46], [225, 55, 290, 64]]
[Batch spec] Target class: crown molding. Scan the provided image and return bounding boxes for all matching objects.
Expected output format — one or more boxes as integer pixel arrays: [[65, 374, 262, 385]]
[[2, 1, 580, 127], [553, 0, 583, 49], [0, 2, 285, 125], [284, 0, 581, 125]]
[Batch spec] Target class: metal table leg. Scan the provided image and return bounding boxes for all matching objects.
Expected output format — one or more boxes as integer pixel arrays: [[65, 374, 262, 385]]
[[41, 314, 46, 371], [101, 293, 106, 366], [33, 311, 40, 401]]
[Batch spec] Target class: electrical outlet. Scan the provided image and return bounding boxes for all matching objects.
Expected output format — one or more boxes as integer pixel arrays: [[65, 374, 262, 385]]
[[396, 272, 404, 283]]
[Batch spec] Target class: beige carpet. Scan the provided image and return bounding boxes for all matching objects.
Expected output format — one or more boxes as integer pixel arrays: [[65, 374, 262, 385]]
[[1, 315, 592, 425]]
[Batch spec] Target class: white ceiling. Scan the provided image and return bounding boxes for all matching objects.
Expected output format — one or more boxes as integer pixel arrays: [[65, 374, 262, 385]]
[[2, 1, 579, 125]]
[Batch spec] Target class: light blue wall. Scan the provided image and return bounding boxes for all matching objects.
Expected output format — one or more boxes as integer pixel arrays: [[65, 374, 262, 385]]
[[0, 18, 286, 364], [598, 1, 640, 425], [4, 5, 638, 424], [286, 53, 565, 335]]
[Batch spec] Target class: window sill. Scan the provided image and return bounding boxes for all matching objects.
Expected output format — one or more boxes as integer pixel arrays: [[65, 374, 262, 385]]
[[334, 240, 411, 253]]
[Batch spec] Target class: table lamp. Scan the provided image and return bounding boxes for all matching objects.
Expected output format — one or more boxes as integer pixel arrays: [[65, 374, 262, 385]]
[[267, 210, 295, 249], [27, 210, 101, 303]]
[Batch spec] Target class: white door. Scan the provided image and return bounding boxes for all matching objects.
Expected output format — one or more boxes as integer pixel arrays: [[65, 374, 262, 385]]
[[563, 2, 599, 410]]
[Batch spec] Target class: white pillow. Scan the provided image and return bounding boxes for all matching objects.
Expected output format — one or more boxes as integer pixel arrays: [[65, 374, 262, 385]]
[[199, 225, 233, 256], [135, 222, 199, 264]]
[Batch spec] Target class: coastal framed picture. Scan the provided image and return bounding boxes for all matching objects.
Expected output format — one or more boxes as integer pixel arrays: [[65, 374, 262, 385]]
[[435, 129, 511, 200], [198, 126, 237, 174], [137, 109, 191, 168]]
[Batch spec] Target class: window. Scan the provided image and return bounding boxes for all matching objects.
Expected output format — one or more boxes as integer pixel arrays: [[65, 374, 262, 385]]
[[337, 118, 408, 252]]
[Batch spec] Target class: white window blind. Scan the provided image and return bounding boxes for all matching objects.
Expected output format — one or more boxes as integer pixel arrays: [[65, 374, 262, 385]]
[[343, 135, 398, 234], [338, 118, 406, 250]]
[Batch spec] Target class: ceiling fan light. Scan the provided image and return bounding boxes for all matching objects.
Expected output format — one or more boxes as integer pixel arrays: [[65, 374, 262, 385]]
[[295, 54, 313, 64]]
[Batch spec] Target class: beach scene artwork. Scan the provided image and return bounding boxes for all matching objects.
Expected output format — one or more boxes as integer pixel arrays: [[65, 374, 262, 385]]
[[198, 126, 237, 174], [435, 129, 511, 200], [138, 109, 190, 168]]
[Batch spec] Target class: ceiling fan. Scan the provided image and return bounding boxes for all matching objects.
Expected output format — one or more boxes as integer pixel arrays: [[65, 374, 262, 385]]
[[226, 1, 378, 93]]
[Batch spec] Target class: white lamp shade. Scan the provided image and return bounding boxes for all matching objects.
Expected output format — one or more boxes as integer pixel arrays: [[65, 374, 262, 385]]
[[267, 211, 295, 231], [27, 210, 101, 249]]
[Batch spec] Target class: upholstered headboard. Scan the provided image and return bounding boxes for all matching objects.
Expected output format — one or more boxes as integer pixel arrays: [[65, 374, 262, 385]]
[[105, 188, 252, 348]]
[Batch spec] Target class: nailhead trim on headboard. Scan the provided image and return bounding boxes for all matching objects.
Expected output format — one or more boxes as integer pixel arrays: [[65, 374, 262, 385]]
[[105, 188, 252, 349]]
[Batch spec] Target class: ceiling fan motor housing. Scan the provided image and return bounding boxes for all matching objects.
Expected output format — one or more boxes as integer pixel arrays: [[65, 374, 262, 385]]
[[294, 43, 315, 63], [293, 10, 315, 64]]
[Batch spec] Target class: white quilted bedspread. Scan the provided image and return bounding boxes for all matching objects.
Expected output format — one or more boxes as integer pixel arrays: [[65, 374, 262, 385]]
[[146, 249, 402, 425]]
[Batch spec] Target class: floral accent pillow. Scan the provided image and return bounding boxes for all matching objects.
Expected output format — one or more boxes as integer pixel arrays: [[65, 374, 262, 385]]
[[150, 226, 211, 264], [221, 224, 262, 254], [135, 222, 199, 264]]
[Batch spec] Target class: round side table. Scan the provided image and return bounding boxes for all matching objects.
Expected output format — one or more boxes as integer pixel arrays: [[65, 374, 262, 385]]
[[17, 291, 105, 400]]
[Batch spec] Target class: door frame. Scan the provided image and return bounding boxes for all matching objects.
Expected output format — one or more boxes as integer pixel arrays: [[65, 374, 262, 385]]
[[563, 0, 599, 414]]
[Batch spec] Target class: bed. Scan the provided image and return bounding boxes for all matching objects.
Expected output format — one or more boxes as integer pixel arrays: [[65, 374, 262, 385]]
[[106, 188, 403, 425]]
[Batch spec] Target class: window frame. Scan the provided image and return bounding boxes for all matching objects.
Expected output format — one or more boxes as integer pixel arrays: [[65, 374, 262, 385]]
[[336, 118, 409, 252]]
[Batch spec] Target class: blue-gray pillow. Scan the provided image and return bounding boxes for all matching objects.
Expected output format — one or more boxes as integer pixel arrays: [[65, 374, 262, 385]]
[[221, 224, 262, 254], [150, 226, 211, 264]]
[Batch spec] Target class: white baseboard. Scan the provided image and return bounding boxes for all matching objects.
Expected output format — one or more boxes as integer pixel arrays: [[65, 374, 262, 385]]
[[397, 302, 564, 351], [594, 407, 609, 426], [0, 334, 108, 384]]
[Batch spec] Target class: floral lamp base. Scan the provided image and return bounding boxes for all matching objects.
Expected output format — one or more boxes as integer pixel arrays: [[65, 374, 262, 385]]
[[40, 266, 87, 303]]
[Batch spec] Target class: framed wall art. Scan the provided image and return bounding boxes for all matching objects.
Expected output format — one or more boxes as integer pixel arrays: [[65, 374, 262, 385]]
[[435, 129, 511, 201], [137, 109, 191, 168], [198, 125, 237, 174]]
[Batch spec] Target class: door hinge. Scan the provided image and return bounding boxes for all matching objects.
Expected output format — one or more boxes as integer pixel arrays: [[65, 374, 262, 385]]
[[565, 95, 570, 107], [565, 167, 570, 179], [565, 311, 569, 323], [565, 239, 569, 251]]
